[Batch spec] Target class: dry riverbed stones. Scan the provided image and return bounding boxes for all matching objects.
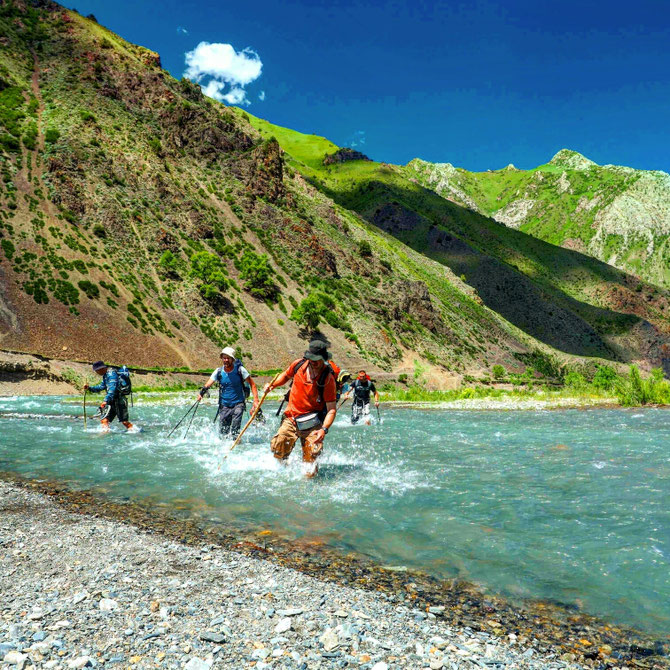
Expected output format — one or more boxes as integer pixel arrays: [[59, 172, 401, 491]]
[[1, 478, 667, 669]]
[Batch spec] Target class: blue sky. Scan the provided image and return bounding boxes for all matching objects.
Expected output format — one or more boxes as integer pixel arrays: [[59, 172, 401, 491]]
[[64, 0, 670, 172]]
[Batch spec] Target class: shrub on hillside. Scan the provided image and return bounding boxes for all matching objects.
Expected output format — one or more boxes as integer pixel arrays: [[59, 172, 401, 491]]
[[358, 240, 372, 257], [189, 251, 227, 289], [492, 364, 505, 380], [237, 250, 278, 301], [78, 280, 99, 299]]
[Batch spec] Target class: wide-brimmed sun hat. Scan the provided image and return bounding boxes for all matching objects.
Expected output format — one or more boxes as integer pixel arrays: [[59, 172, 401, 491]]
[[303, 340, 331, 362], [220, 347, 236, 358], [92, 361, 107, 372]]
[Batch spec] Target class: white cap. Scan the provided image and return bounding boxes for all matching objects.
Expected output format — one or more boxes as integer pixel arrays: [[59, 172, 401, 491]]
[[220, 347, 236, 358]]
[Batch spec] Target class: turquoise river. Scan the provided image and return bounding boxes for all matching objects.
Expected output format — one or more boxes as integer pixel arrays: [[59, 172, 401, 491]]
[[1, 395, 669, 635]]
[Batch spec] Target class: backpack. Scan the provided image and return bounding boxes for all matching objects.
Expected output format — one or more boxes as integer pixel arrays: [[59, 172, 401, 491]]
[[217, 359, 251, 400], [117, 365, 132, 396]]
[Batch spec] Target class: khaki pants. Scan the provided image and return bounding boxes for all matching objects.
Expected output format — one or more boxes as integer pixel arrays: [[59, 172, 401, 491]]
[[271, 416, 323, 463]]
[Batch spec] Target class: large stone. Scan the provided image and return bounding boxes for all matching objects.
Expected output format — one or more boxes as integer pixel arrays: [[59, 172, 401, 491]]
[[99, 598, 118, 611], [3, 651, 27, 669], [274, 618, 291, 634], [184, 658, 211, 670], [320, 628, 339, 652]]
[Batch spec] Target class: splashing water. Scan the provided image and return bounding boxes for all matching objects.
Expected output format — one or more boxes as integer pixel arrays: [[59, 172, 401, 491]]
[[1, 395, 669, 634]]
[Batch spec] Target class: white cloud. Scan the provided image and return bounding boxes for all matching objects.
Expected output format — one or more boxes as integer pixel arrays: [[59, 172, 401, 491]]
[[347, 130, 366, 148], [183, 43, 262, 107], [177, 26, 188, 35], [258, 90, 266, 101]]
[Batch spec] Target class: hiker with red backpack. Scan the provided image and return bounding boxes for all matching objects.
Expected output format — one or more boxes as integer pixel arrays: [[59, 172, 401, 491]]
[[265, 340, 338, 477], [197, 347, 259, 438]]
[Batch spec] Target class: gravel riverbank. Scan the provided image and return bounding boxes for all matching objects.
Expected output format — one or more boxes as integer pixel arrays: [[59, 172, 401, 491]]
[[0, 481, 587, 670], [1, 479, 667, 670]]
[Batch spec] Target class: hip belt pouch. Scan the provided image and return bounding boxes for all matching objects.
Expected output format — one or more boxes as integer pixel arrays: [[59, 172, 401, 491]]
[[294, 412, 321, 431]]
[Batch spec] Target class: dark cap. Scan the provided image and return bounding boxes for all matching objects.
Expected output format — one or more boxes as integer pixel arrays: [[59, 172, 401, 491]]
[[92, 361, 107, 372], [303, 340, 331, 362]]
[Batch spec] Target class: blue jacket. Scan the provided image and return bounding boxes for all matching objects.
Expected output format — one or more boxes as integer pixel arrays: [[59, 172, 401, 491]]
[[89, 369, 120, 404]]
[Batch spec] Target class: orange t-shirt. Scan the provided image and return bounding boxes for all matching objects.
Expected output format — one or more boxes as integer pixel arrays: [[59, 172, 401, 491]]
[[284, 359, 337, 418]]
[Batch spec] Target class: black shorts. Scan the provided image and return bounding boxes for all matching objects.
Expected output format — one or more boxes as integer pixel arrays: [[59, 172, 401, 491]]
[[106, 395, 129, 423]]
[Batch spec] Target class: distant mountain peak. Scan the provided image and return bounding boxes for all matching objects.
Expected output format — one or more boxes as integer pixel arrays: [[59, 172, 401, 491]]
[[549, 149, 597, 170]]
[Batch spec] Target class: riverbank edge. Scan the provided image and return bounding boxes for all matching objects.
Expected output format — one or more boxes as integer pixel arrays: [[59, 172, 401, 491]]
[[1, 472, 667, 668]]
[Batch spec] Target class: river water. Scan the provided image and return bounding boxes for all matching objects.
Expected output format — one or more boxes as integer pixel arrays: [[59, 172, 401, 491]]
[[1, 395, 669, 634]]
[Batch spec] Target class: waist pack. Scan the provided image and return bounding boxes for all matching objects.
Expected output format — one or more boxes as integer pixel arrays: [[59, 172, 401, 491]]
[[294, 412, 322, 431]]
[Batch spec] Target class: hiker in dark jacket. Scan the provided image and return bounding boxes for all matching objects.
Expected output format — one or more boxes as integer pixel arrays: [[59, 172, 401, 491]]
[[197, 347, 259, 437], [343, 370, 379, 424], [84, 361, 134, 431]]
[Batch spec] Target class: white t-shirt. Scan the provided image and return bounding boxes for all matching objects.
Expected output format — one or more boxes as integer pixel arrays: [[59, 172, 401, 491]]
[[209, 365, 251, 383]]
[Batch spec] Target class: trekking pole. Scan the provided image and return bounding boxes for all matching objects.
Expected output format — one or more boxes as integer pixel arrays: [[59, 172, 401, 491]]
[[337, 397, 348, 411], [183, 399, 200, 440], [221, 373, 280, 465], [167, 400, 199, 438], [83, 389, 87, 430], [376, 403, 381, 423]]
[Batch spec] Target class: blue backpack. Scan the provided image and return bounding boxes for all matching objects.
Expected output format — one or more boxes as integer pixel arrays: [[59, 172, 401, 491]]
[[117, 365, 132, 396], [217, 359, 251, 400]]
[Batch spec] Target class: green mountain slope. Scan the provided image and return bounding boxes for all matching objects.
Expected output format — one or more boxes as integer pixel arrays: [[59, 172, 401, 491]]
[[243, 114, 670, 374], [405, 151, 670, 289], [0, 0, 556, 379], [0, 0, 668, 380]]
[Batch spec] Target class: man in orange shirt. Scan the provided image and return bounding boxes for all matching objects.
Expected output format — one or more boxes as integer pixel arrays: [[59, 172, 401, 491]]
[[265, 340, 338, 477]]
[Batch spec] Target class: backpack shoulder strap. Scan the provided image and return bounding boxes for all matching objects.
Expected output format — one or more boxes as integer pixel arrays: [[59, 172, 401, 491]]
[[288, 358, 308, 378]]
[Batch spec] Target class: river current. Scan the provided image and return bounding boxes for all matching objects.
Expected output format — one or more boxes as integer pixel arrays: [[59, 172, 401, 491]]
[[1, 395, 668, 634]]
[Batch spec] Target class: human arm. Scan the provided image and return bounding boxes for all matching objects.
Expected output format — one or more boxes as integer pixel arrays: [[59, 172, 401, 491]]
[[197, 369, 219, 401], [372, 383, 380, 406], [248, 376, 260, 410], [264, 368, 292, 393], [102, 370, 118, 405]]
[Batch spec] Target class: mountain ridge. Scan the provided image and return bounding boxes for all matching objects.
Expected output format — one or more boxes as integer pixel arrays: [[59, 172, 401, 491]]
[[405, 153, 670, 290], [0, 0, 668, 381]]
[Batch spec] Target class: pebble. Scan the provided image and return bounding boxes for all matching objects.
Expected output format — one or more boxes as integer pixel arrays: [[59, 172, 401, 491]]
[[371, 662, 389, 670], [320, 628, 339, 652], [199, 632, 226, 644], [184, 658, 211, 670], [274, 617, 292, 634], [98, 598, 118, 611], [277, 608, 303, 616], [68, 656, 92, 668], [3, 651, 26, 669]]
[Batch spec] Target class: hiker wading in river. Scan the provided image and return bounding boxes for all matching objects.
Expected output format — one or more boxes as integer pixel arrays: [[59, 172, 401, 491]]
[[266, 340, 337, 477], [197, 347, 259, 437], [84, 361, 134, 432], [343, 370, 379, 425]]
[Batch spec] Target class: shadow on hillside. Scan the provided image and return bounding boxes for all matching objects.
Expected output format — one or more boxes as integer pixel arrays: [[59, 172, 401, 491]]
[[319, 179, 663, 362]]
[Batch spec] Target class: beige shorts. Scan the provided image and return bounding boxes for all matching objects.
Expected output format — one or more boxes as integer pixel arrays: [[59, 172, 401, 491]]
[[271, 416, 323, 462]]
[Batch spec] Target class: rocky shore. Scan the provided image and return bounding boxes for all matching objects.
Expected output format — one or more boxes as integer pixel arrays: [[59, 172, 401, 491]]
[[1, 478, 668, 670]]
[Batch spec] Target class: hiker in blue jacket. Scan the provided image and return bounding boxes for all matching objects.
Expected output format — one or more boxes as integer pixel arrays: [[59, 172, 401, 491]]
[[197, 347, 259, 437], [84, 361, 134, 431]]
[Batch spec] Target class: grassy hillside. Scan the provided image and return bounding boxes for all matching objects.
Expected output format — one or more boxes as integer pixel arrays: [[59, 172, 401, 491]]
[[405, 151, 670, 289], [242, 113, 670, 375], [0, 0, 667, 383], [0, 0, 560, 381]]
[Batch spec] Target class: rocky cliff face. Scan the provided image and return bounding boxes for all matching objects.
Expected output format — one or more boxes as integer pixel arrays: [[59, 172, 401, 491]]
[[405, 152, 670, 289]]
